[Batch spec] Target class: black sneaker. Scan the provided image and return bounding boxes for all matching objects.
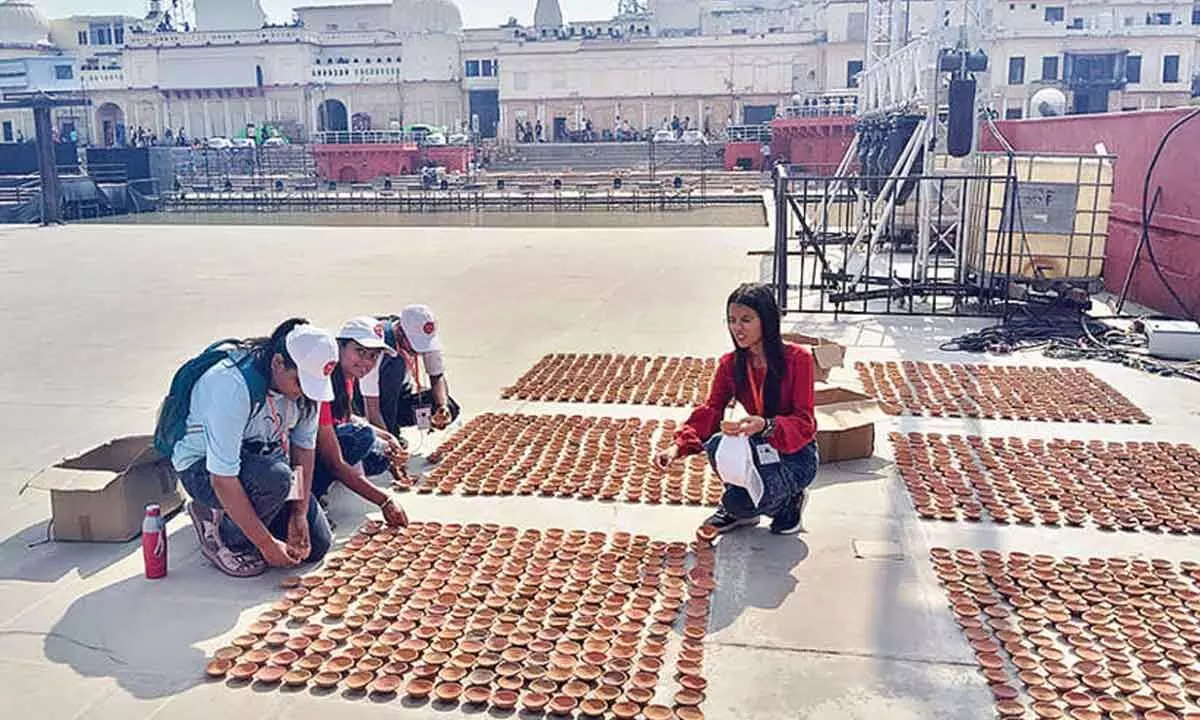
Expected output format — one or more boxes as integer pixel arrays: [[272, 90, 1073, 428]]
[[770, 491, 809, 535], [704, 507, 760, 533]]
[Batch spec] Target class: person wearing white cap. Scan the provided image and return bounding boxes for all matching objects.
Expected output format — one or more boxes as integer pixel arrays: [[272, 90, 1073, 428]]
[[360, 305, 461, 444], [310, 316, 409, 527], [170, 318, 339, 578]]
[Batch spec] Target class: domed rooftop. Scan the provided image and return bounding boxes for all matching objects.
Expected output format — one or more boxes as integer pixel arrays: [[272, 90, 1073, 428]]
[[391, 0, 463, 35], [0, 0, 51, 47]]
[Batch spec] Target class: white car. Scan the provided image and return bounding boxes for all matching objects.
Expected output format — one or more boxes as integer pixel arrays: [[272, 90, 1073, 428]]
[[204, 137, 233, 150], [447, 133, 469, 146], [230, 137, 256, 148], [681, 129, 706, 145], [425, 132, 447, 146], [262, 137, 287, 147], [652, 129, 677, 143]]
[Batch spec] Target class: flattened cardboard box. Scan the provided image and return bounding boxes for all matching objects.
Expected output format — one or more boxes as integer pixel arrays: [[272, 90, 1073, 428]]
[[28, 435, 183, 542], [814, 386, 886, 464], [783, 333, 847, 383]]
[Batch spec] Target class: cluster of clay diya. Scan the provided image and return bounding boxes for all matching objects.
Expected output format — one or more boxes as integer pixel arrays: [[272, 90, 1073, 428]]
[[502, 354, 717, 408], [416, 413, 723, 506], [932, 548, 1200, 720], [857, 361, 1150, 424], [891, 433, 1200, 534], [204, 520, 719, 720]]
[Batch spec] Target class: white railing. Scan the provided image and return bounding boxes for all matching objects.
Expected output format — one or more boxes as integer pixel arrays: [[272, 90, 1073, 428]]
[[310, 63, 403, 84], [314, 130, 422, 145], [126, 27, 398, 48], [784, 92, 859, 117], [80, 68, 126, 90]]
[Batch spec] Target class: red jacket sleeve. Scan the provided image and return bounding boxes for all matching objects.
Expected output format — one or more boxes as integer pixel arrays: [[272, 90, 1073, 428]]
[[674, 354, 735, 457], [770, 347, 817, 453]]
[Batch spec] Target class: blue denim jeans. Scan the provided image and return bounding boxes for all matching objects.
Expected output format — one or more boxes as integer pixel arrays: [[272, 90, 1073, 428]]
[[705, 435, 819, 519], [311, 422, 391, 500], [178, 453, 332, 563]]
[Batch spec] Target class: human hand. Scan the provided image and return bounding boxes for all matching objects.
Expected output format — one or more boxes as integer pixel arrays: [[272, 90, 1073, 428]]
[[738, 416, 767, 436], [431, 406, 452, 430], [285, 508, 311, 562], [381, 498, 409, 528], [261, 536, 301, 568], [654, 445, 679, 470], [377, 430, 405, 457]]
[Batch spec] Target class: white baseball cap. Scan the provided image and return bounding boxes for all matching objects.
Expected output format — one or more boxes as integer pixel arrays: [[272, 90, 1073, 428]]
[[399, 304, 442, 353], [284, 325, 338, 402], [337, 316, 397, 355]]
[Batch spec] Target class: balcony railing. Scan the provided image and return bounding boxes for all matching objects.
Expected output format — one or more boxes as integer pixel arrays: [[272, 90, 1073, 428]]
[[125, 27, 398, 48], [310, 63, 403, 84], [80, 68, 126, 90]]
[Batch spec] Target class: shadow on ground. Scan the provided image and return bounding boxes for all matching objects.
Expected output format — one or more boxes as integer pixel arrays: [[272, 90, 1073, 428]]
[[708, 527, 809, 634], [0, 520, 132, 583]]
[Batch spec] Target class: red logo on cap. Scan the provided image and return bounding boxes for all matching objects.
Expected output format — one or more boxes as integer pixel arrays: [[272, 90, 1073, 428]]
[[323, 361, 336, 377], [423, 321, 435, 335], [373, 323, 384, 338]]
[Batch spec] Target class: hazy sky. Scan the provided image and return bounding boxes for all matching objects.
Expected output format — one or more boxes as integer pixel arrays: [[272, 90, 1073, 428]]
[[31, 0, 623, 27]]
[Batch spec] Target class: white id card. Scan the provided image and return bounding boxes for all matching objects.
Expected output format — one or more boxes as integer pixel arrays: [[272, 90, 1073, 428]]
[[755, 442, 781, 466], [288, 467, 305, 501], [415, 405, 433, 431]]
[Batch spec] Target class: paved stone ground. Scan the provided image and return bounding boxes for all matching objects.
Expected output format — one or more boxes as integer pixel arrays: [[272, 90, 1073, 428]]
[[1, 221, 1199, 719]]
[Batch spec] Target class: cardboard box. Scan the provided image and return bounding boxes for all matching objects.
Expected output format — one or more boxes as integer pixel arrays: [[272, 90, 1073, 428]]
[[814, 386, 886, 464], [783, 333, 847, 382], [27, 435, 183, 542]]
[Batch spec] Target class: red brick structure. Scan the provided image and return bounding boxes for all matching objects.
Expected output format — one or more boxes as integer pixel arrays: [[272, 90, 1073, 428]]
[[312, 144, 472, 182], [981, 109, 1200, 318]]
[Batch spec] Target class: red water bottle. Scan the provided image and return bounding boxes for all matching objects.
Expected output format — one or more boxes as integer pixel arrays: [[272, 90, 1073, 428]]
[[142, 504, 167, 579]]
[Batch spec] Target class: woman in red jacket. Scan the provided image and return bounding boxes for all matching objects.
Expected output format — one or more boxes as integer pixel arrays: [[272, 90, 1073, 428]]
[[655, 283, 818, 534]]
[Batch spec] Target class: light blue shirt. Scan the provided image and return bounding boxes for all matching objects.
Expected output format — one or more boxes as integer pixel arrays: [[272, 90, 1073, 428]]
[[171, 357, 318, 476]]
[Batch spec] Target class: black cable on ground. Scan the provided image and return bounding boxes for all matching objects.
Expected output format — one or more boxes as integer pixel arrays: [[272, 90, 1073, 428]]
[[941, 308, 1200, 382]]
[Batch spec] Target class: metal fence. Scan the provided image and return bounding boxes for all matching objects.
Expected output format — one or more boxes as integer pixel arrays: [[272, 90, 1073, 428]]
[[769, 168, 1081, 318]]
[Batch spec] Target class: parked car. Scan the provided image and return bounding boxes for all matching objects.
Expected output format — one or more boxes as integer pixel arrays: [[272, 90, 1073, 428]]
[[204, 137, 233, 150], [447, 133, 469, 146], [681, 129, 706, 145], [230, 137, 256, 148], [652, 129, 677, 144], [262, 136, 288, 147], [424, 132, 447, 146]]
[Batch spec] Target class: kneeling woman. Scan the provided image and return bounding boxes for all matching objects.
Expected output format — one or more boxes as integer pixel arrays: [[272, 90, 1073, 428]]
[[311, 316, 409, 527], [655, 283, 818, 534]]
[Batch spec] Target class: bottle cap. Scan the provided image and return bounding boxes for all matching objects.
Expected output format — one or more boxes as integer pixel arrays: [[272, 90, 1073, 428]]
[[145, 504, 162, 516]]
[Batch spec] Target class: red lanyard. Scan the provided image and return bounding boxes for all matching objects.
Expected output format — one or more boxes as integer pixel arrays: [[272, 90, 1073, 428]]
[[266, 394, 289, 457], [747, 364, 764, 416], [403, 350, 422, 393]]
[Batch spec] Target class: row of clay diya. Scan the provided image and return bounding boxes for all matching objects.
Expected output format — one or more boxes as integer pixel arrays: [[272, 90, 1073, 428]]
[[932, 549, 1200, 719], [412, 414, 723, 505], [891, 433, 1200, 532], [501, 353, 716, 407], [205, 522, 719, 719], [856, 361, 1150, 424]]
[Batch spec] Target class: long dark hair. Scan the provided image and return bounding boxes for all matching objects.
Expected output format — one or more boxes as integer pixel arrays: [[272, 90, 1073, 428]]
[[246, 317, 317, 416], [728, 283, 786, 418], [329, 339, 360, 422]]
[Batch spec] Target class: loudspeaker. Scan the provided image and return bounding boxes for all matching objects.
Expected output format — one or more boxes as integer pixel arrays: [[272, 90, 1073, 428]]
[[947, 77, 977, 158]]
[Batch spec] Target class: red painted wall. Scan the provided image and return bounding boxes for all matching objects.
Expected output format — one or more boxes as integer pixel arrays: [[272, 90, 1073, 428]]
[[769, 116, 856, 175], [724, 141, 766, 171], [312, 144, 471, 182], [981, 109, 1200, 318]]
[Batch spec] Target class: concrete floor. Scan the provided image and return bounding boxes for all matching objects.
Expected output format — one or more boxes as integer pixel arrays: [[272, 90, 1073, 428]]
[[1, 221, 1199, 719]]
